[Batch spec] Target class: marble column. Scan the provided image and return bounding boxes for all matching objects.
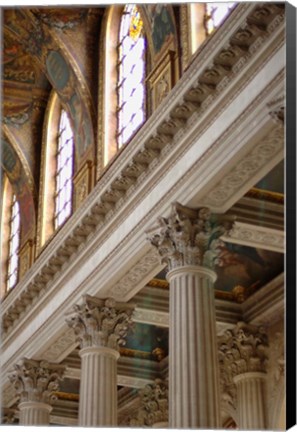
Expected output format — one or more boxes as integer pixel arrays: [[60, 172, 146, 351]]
[[147, 202, 233, 428], [218, 322, 269, 429], [66, 295, 134, 427], [8, 358, 65, 426]]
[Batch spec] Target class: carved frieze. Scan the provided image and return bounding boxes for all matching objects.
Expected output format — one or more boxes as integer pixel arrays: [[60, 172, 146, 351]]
[[222, 221, 284, 253], [147, 202, 234, 270], [8, 358, 65, 404], [110, 249, 161, 298], [65, 296, 135, 350], [200, 126, 284, 208]]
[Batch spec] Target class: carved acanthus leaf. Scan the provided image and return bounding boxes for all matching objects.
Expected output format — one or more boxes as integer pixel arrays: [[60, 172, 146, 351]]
[[129, 379, 168, 427], [218, 322, 269, 380], [147, 202, 234, 270], [65, 296, 135, 350], [8, 358, 65, 404]]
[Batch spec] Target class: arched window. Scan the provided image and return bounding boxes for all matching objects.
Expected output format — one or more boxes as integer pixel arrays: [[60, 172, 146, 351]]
[[54, 109, 74, 229], [7, 194, 21, 290], [117, 4, 146, 148], [205, 3, 236, 35], [37, 94, 75, 253], [1, 176, 21, 296]]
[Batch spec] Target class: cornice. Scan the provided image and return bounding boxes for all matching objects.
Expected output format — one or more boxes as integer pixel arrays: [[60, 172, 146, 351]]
[[221, 221, 284, 253], [1, 3, 285, 382]]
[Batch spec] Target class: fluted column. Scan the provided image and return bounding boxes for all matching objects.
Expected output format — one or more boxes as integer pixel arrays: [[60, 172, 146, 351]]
[[8, 358, 65, 426], [66, 296, 134, 427], [148, 202, 233, 428], [218, 322, 269, 429]]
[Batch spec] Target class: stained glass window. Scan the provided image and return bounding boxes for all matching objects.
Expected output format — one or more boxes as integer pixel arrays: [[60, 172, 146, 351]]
[[54, 109, 74, 229], [117, 4, 146, 148], [7, 194, 20, 290], [205, 3, 236, 35]]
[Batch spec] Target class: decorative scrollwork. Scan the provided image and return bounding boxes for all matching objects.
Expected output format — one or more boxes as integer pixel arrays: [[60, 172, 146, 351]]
[[218, 322, 269, 379], [129, 379, 168, 427], [147, 202, 234, 270], [8, 358, 65, 404], [66, 296, 135, 350]]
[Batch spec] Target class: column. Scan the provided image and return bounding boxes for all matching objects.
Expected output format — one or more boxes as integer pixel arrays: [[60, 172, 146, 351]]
[[218, 322, 269, 429], [129, 379, 169, 427], [66, 295, 134, 427], [147, 202, 233, 428], [8, 358, 65, 426]]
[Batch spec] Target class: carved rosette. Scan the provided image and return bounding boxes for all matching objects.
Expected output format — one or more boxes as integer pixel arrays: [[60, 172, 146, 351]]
[[147, 202, 234, 270], [218, 322, 269, 380], [66, 295, 135, 350], [129, 379, 168, 427], [8, 358, 65, 404]]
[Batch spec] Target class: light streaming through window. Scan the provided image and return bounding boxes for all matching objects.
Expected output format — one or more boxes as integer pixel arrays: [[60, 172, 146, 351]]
[[55, 110, 74, 229], [7, 194, 20, 290], [117, 4, 146, 148], [205, 3, 236, 35]]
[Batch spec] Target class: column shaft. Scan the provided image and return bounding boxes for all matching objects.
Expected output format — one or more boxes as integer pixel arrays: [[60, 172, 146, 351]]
[[19, 401, 52, 425], [79, 346, 119, 427], [168, 266, 220, 428], [234, 372, 266, 429]]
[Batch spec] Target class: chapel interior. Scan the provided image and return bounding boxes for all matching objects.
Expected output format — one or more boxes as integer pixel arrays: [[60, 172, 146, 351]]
[[1, 3, 286, 429]]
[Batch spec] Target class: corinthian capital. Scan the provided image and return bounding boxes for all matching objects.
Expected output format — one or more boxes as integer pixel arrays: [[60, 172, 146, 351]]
[[147, 202, 234, 270], [130, 379, 168, 427], [65, 295, 135, 350], [218, 322, 269, 380], [8, 358, 65, 404]]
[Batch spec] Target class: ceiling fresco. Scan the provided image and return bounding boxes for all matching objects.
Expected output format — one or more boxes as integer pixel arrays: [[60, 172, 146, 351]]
[[31, 8, 88, 30], [2, 7, 96, 171], [124, 323, 168, 361], [3, 28, 50, 126]]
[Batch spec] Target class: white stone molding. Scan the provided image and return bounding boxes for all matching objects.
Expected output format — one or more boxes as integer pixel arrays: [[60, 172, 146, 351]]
[[128, 379, 168, 427], [65, 296, 134, 350], [110, 248, 164, 299], [0, 5, 285, 394], [133, 308, 169, 328], [42, 329, 78, 363], [118, 375, 155, 389], [1, 3, 285, 338], [63, 367, 155, 388], [221, 221, 284, 252], [199, 125, 284, 210], [147, 202, 234, 270], [8, 358, 65, 405], [50, 415, 78, 426]]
